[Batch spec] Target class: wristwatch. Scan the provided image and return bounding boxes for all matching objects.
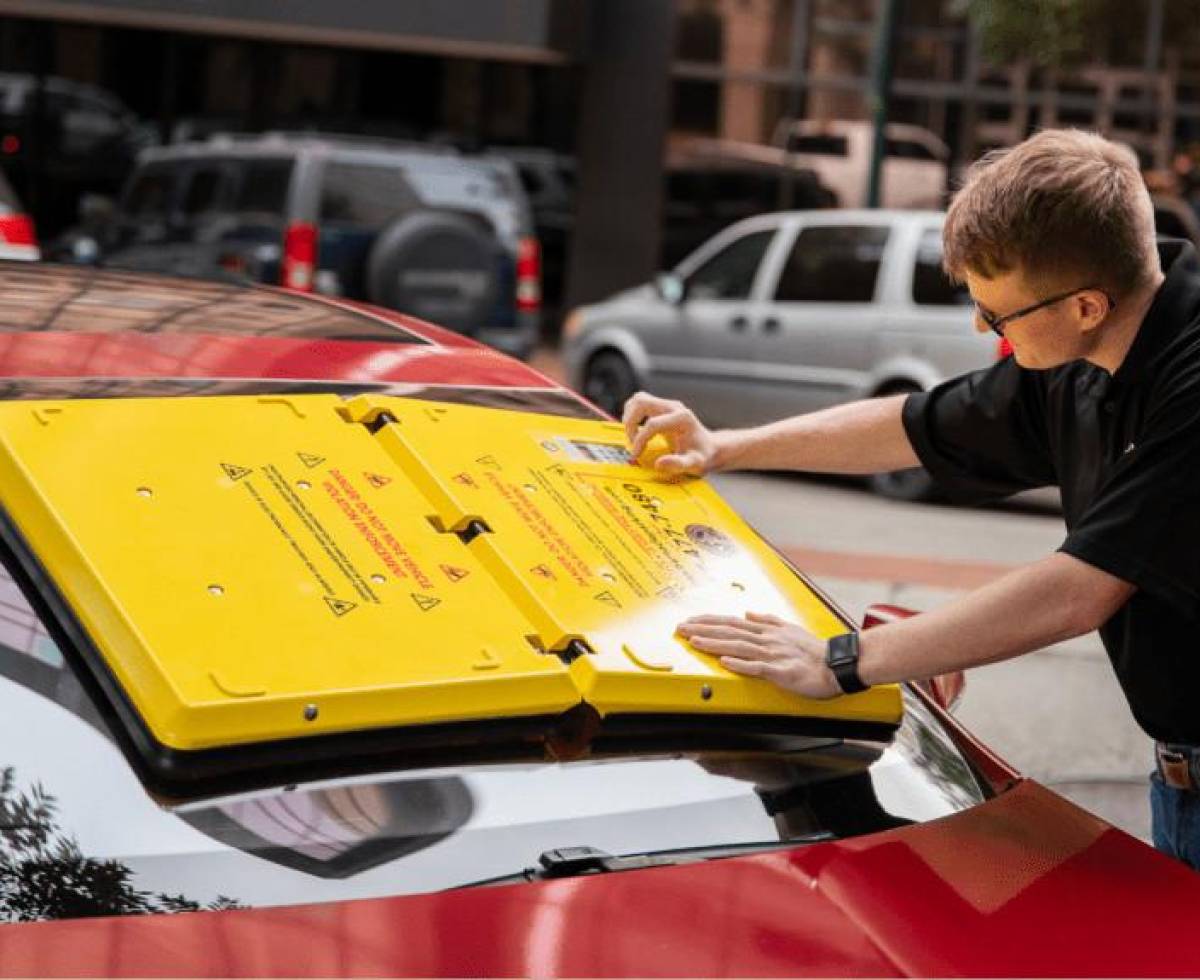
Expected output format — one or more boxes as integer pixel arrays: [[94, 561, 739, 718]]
[[826, 632, 869, 694]]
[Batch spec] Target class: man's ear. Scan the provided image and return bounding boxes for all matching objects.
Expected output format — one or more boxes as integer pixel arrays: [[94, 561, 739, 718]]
[[1075, 289, 1111, 334]]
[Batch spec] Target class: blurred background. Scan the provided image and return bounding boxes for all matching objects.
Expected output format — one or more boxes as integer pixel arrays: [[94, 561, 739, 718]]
[[1, 0, 1195, 839]]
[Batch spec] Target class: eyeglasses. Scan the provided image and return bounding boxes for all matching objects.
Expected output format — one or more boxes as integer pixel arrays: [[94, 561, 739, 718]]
[[975, 285, 1116, 337]]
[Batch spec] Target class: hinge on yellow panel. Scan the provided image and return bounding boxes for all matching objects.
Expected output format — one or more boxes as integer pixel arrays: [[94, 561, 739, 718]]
[[339, 395, 487, 533], [338, 395, 594, 667]]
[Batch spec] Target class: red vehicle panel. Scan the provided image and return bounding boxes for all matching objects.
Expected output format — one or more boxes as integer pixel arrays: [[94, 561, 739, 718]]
[[0, 782, 1196, 978]]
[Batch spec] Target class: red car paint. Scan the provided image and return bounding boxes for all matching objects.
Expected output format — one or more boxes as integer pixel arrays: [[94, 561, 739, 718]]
[[0, 782, 1197, 978], [0, 266, 1197, 977]]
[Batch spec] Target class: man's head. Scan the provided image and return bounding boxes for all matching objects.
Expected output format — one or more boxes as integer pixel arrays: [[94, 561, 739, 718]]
[[943, 129, 1160, 369]]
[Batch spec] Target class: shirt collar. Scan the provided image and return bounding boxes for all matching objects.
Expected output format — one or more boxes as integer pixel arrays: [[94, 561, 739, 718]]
[[1111, 240, 1200, 386]]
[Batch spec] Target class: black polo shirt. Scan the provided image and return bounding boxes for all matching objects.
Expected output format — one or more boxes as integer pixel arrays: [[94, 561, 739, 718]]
[[902, 241, 1200, 745]]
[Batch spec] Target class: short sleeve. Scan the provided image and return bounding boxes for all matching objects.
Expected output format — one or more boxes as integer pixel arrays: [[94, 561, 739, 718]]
[[1059, 373, 1200, 617], [901, 358, 1057, 504]]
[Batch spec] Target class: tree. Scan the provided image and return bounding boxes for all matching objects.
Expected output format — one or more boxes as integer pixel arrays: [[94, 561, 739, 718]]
[[953, 0, 1200, 70], [0, 767, 240, 922]]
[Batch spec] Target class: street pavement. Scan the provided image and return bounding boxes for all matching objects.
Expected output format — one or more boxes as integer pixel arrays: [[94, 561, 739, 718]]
[[534, 345, 1154, 841]]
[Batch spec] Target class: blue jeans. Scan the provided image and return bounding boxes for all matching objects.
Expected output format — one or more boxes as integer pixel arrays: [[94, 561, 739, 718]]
[[1151, 772, 1200, 870]]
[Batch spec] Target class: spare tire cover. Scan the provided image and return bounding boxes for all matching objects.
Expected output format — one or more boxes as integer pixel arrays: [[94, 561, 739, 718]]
[[366, 210, 500, 333]]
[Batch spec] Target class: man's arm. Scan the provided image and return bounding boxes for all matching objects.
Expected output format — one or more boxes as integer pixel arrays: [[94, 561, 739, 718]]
[[676, 553, 1135, 698], [623, 391, 919, 477]]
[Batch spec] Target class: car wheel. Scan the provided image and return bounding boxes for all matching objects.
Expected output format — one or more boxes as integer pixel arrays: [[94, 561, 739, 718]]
[[365, 211, 500, 334], [867, 384, 938, 502], [583, 350, 638, 418]]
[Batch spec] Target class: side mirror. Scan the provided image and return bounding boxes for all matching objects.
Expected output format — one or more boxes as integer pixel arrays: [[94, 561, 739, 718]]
[[655, 272, 686, 306]]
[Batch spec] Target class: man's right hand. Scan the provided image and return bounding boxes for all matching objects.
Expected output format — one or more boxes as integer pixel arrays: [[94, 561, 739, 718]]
[[622, 391, 725, 477]]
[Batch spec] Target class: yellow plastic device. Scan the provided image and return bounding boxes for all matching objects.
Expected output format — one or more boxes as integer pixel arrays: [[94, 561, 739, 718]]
[[0, 395, 901, 761]]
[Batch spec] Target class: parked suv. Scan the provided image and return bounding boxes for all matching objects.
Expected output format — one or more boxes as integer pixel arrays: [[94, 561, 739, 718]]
[[563, 210, 999, 500], [80, 133, 540, 357]]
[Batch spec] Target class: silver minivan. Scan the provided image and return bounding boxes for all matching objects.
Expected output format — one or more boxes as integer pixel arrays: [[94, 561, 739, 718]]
[[563, 210, 1001, 498]]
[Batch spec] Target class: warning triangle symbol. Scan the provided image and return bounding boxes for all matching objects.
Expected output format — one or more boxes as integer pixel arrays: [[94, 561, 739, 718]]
[[594, 590, 622, 609], [364, 471, 392, 489], [439, 564, 470, 583], [452, 472, 478, 489], [221, 462, 252, 481], [411, 592, 441, 612], [476, 454, 501, 469], [324, 596, 357, 617], [530, 563, 555, 580], [297, 451, 326, 469]]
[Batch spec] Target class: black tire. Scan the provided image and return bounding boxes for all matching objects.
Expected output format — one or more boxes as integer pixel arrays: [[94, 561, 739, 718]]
[[365, 211, 500, 334], [867, 383, 938, 502], [583, 349, 639, 418]]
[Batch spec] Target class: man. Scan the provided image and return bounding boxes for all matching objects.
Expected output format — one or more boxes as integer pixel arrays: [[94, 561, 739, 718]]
[[623, 129, 1200, 869]]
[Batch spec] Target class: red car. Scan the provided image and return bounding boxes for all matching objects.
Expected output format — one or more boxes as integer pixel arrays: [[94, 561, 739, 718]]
[[0, 262, 1195, 979]]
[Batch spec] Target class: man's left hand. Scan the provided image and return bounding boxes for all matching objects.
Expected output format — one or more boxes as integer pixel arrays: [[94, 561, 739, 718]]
[[675, 612, 841, 700]]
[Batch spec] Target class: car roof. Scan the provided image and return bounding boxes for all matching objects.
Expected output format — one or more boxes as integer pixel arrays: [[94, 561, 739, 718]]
[[139, 133, 523, 183]]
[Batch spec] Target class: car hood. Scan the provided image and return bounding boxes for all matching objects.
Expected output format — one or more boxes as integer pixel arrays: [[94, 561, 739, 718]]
[[1, 779, 1197, 978]]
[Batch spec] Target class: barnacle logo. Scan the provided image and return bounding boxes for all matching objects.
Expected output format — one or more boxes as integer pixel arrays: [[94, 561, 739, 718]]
[[685, 523, 735, 556]]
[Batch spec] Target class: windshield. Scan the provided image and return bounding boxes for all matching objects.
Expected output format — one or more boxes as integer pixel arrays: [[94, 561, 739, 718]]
[[0, 545, 985, 922]]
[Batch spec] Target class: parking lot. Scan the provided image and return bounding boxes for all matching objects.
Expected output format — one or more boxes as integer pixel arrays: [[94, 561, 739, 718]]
[[535, 345, 1155, 840]]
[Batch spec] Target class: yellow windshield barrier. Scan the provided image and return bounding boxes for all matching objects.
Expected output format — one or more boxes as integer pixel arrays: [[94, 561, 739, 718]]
[[0, 395, 901, 760]]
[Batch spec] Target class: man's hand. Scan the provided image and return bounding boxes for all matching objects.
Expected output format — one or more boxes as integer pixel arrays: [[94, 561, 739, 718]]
[[676, 612, 841, 700], [622, 391, 723, 477]]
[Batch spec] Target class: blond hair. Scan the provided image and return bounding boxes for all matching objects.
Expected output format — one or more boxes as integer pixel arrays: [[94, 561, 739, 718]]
[[943, 129, 1158, 296]]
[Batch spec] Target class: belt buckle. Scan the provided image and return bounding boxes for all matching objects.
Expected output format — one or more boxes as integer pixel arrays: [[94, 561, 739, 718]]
[[1158, 744, 1195, 791]]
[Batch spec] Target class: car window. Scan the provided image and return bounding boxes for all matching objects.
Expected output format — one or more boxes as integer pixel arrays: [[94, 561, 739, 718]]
[[686, 229, 775, 300], [0, 517, 987, 921], [320, 162, 421, 229], [912, 229, 969, 306], [788, 134, 849, 156], [774, 225, 890, 303], [232, 158, 293, 218], [885, 138, 938, 161], [180, 166, 229, 217], [122, 166, 176, 218]]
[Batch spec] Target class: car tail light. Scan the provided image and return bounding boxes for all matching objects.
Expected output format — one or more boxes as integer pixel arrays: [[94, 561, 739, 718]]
[[997, 337, 1013, 359], [516, 236, 541, 313], [281, 222, 317, 292], [0, 213, 37, 247], [1, 134, 19, 155]]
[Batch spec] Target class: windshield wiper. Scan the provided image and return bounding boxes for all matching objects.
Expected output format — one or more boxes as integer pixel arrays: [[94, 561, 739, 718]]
[[460, 836, 836, 888]]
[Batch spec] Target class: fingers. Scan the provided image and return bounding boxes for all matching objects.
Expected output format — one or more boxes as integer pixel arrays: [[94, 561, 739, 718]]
[[621, 391, 676, 444], [654, 449, 705, 477], [719, 656, 783, 681], [629, 409, 686, 460], [676, 624, 764, 644], [684, 636, 764, 659], [745, 611, 787, 627], [679, 614, 764, 632]]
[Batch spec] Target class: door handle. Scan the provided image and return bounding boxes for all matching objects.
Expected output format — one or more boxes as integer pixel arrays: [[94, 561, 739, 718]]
[[729, 315, 749, 331], [762, 317, 781, 333]]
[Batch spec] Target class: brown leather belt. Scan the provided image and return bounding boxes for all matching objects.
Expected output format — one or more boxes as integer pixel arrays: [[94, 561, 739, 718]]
[[1156, 742, 1200, 792]]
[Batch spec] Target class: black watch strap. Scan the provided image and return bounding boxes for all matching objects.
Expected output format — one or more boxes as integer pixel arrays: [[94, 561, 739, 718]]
[[826, 632, 868, 694]]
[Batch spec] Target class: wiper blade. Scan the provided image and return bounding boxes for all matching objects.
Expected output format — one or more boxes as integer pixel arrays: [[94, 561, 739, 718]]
[[460, 836, 836, 888]]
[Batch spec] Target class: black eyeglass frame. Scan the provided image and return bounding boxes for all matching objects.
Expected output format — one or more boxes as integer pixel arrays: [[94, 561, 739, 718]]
[[976, 285, 1116, 337]]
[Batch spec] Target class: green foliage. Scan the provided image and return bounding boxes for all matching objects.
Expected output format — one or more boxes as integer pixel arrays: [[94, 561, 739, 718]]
[[0, 766, 241, 922], [953, 0, 1200, 69]]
